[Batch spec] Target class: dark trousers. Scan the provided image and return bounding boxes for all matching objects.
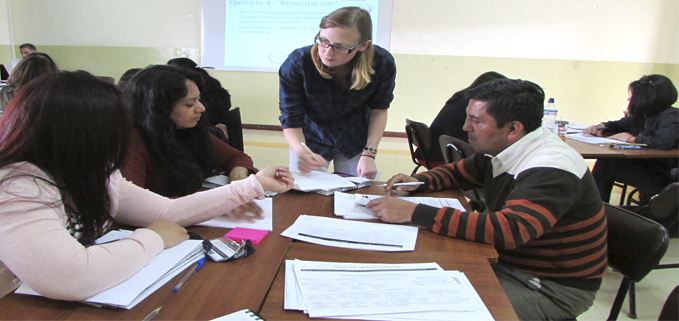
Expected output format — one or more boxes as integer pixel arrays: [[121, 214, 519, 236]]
[[592, 158, 672, 204]]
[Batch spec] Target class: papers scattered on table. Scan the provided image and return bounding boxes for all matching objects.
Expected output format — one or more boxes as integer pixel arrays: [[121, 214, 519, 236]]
[[291, 170, 358, 192], [94, 229, 134, 244], [16, 240, 205, 309], [197, 198, 273, 231], [313, 176, 373, 196], [210, 309, 265, 320], [284, 260, 494, 320], [566, 133, 620, 145], [281, 215, 418, 251], [334, 192, 466, 219], [202, 174, 230, 189]]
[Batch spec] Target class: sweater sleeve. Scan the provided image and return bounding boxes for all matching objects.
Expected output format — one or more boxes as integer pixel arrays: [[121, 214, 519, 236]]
[[635, 108, 679, 149], [112, 170, 265, 227], [0, 165, 164, 301], [411, 167, 583, 250]]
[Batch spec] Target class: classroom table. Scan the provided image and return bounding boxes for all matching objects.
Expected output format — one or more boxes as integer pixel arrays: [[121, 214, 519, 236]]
[[259, 243, 519, 321], [0, 185, 509, 320], [566, 139, 679, 159]]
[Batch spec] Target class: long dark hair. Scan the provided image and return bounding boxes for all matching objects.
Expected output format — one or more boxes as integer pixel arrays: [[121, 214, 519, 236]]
[[0, 71, 130, 245], [627, 74, 678, 129], [446, 71, 507, 105], [124, 65, 214, 196]]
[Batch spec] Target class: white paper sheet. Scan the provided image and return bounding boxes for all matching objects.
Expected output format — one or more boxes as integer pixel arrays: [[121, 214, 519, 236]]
[[281, 215, 418, 251], [16, 240, 204, 309], [196, 198, 273, 231], [291, 171, 356, 192], [334, 192, 466, 220]]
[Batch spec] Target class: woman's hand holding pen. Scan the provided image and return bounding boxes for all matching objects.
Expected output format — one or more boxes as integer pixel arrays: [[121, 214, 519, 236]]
[[297, 143, 328, 173], [609, 132, 636, 143], [383, 174, 420, 197], [256, 166, 295, 193], [583, 124, 604, 136]]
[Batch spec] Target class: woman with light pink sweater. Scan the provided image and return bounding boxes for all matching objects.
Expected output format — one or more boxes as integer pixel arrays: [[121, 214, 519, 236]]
[[0, 71, 293, 300]]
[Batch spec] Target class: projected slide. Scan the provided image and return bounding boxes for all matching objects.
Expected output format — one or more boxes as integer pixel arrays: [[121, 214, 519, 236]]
[[202, 0, 392, 72]]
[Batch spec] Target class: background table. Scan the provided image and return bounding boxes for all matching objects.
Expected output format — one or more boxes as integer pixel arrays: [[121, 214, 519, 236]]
[[566, 139, 679, 159]]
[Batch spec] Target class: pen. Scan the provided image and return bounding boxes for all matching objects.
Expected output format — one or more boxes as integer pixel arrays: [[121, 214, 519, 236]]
[[301, 142, 323, 162], [173, 257, 205, 292], [377, 182, 425, 187], [142, 307, 162, 321]]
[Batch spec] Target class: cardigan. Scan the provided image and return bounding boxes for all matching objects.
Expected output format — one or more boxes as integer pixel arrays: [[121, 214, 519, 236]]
[[121, 127, 257, 197], [411, 127, 608, 290], [0, 162, 264, 301]]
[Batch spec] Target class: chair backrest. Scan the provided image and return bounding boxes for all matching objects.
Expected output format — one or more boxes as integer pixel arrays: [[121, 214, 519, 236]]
[[438, 135, 476, 163], [649, 183, 679, 229], [405, 119, 433, 171], [225, 107, 244, 151], [606, 203, 669, 282]]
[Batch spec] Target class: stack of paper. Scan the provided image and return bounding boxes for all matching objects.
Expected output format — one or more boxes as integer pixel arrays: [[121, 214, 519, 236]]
[[334, 192, 466, 219], [312, 176, 372, 196], [15, 240, 204, 309], [281, 215, 418, 251], [566, 133, 619, 145], [284, 260, 494, 320]]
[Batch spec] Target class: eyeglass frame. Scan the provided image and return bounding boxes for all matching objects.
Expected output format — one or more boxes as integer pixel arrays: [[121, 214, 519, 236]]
[[314, 33, 363, 54]]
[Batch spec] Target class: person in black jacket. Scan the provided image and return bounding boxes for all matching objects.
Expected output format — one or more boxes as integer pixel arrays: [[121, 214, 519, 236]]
[[584, 74, 678, 204], [417, 71, 506, 166]]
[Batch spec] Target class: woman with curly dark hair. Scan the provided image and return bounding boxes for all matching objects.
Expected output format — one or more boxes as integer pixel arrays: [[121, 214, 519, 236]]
[[120, 65, 262, 221], [0, 71, 293, 300], [584, 74, 678, 203]]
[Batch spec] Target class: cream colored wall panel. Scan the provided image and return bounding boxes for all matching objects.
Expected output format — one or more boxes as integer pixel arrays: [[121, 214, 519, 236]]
[[9, 0, 200, 47], [391, 0, 678, 64], [0, 0, 10, 44]]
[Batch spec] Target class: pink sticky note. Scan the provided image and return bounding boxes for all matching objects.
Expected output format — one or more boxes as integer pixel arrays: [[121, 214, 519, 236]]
[[224, 228, 268, 245]]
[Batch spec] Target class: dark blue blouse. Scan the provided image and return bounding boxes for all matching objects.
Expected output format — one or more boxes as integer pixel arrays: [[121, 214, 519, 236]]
[[278, 45, 396, 160]]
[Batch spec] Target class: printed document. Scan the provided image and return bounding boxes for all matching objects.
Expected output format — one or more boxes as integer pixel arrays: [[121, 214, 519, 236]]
[[281, 215, 418, 251], [334, 192, 465, 219]]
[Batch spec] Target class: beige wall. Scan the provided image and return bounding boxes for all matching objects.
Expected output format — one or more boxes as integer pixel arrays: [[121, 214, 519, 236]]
[[1, 0, 677, 132]]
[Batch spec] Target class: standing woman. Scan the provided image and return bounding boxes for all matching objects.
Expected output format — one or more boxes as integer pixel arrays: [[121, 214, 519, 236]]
[[121, 65, 261, 220], [0, 71, 293, 300], [0, 52, 58, 111], [583, 74, 678, 203], [279, 7, 396, 178]]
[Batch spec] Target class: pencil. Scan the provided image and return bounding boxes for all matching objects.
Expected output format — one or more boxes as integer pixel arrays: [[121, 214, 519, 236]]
[[301, 142, 322, 162]]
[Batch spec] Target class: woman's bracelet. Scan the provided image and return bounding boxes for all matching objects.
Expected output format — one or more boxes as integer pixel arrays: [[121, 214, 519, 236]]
[[361, 154, 375, 159]]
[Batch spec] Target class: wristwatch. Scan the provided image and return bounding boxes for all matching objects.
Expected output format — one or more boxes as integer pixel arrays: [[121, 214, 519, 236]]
[[363, 146, 378, 154]]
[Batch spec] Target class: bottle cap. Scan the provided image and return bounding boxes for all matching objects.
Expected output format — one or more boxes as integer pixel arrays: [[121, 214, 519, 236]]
[[548, 98, 555, 103]]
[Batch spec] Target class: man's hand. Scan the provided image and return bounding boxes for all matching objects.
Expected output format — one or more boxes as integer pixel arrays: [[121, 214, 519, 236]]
[[383, 173, 420, 196], [367, 197, 418, 223]]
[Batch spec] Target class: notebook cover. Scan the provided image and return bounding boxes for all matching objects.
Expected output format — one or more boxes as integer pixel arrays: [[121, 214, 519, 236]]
[[224, 228, 268, 245]]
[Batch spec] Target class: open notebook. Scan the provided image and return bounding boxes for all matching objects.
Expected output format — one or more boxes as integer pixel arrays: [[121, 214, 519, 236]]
[[15, 239, 204, 309]]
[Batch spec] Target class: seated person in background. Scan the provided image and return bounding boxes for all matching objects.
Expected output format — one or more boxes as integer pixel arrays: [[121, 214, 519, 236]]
[[120, 65, 262, 221], [168, 57, 232, 140], [7, 43, 37, 74], [0, 71, 293, 300], [416, 71, 506, 166], [117, 67, 141, 89], [368, 79, 607, 321], [0, 52, 58, 111], [583, 74, 678, 204]]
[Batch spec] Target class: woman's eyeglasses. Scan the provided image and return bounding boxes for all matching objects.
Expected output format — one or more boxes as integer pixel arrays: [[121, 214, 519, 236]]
[[314, 35, 361, 54]]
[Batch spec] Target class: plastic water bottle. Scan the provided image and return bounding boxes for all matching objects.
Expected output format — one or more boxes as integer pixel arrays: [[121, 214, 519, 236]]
[[543, 98, 558, 132]]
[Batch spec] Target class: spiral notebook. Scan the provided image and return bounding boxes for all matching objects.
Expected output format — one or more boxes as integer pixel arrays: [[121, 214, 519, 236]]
[[210, 309, 265, 321]]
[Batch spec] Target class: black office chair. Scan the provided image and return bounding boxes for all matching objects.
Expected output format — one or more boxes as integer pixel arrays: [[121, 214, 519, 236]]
[[605, 203, 670, 321], [224, 107, 244, 151], [621, 182, 679, 319], [438, 135, 485, 212], [405, 119, 434, 175]]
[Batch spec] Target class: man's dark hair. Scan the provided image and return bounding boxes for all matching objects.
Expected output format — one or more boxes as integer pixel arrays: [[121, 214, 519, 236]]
[[464, 79, 545, 132], [19, 43, 37, 51]]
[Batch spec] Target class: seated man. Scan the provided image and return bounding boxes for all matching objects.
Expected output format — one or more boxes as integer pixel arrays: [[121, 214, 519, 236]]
[[368, 79, 607, 321], [7, 43, 37, 74]]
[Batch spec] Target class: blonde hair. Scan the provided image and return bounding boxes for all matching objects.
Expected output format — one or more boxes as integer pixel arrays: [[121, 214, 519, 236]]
[[311, 7, 374, 90]]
